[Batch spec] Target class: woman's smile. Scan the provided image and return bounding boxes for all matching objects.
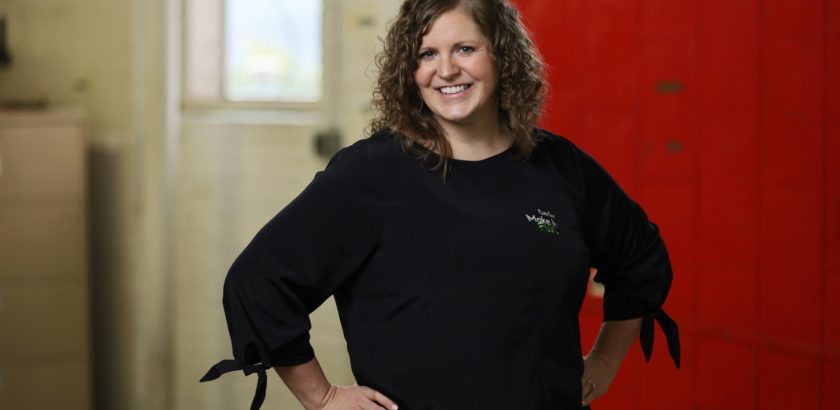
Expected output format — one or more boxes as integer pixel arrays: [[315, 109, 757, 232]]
[[438, 84, 473, 96]]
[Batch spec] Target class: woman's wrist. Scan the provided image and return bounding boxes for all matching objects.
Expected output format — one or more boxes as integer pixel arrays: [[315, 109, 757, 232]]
[[274, 357, 333, 409], [301, 383, 333, 410], [587, 318, 642, 365], [584, 350, 620, 371]]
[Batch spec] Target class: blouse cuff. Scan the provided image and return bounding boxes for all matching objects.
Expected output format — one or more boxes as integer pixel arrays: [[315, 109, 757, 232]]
[[639, 307, 681, 369], [199, 336, 315, 410], [201, 359, 268, 410]]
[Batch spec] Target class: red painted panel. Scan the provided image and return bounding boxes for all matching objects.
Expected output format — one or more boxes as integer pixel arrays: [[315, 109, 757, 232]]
[[825, 0, 840, 349], [637, 333, 691, 409], [696, 0, 760, 362], [760, 0, 823, 188], [826, 273, 840, 348], [639, 128, 693, 186], [517, 0, 585, 138], [758, 349, 821, 409], [762, 0, 823, 34], [638, 86, 697, 183], [697, 0, 759, 270], [759, 0, 822, 352], [579, 310, 601, 351], [579, 113, 639, 196], [697, 0, 759, 120], [639, 184, 694, 323], [825, 359, 840, 410], [577, 0, 640, 199], [638, 0, 695, 185], [697, 267, 756, 334], [758, 187, 822, 343], [639, 0, 694, 40], [696, 338, 756, 409], [697, 121, 759, 269], [581, 0, 639, 110]]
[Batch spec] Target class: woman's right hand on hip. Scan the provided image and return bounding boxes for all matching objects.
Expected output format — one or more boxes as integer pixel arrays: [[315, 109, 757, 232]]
[[312, 384, 399, 410]]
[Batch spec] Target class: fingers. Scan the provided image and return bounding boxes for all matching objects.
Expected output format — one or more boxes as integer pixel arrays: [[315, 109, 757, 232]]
[[323, 385, 398, 410], [581, 378, 598, 407], [580, 368, 592, 403], [361, 386, 399, 410]]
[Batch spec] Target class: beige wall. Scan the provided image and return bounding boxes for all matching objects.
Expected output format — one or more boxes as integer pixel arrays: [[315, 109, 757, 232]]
[[0, 0, 171, 408], [0, 0, 133, 144], [0, 0, 144, 404], [0, 0, 399, 409]]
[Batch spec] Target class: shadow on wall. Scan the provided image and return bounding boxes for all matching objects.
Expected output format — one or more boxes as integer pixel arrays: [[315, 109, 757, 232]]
[[88, 143, 135, 410]]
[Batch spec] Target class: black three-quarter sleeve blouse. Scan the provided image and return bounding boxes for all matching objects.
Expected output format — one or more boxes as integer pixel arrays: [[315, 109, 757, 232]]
[[201, 129, 680, 410]]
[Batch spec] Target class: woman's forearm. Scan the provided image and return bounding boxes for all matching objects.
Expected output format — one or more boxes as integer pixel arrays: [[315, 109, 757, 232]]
[[274, 357, 331, 410], [586, 317, 642, 365], [580, 318, 643, 406]]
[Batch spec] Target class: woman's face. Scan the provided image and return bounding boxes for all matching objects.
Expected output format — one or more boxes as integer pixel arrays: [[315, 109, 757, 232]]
[[414, 8, 499, 130]]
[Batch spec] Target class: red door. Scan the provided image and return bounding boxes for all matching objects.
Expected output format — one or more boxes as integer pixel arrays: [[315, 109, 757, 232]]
[[515, 0, 838, 408]]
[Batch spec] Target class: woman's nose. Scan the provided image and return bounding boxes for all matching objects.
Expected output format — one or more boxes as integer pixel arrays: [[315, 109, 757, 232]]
[[437, 56, 460, 79]]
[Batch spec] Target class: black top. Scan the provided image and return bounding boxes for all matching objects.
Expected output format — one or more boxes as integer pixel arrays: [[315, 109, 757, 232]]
[[200, 129, 680, 410]]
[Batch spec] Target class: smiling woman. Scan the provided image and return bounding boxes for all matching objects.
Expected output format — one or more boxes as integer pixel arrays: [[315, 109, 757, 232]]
[[202, 1, 680, 409]]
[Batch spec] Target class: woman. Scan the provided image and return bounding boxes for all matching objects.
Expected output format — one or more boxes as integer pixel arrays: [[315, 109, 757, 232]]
[[201, 1, 680, 409]]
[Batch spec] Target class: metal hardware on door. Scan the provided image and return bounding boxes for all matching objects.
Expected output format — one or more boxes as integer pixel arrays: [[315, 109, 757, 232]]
[[656, 80, 683, 94], [356, 15, 376, 28], [666, 139, 684, 153], [314, 129, 342, 159]]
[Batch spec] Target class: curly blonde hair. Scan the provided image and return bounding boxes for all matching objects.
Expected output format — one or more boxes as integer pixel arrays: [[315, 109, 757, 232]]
[[369, 0, 546, 170]]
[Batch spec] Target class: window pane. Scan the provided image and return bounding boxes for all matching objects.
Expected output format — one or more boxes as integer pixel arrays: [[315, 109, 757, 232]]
[[225, 0, 322, 102]]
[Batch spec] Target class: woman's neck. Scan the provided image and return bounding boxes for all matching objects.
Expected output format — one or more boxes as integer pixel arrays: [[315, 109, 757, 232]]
[[438, 119, 512, 161]]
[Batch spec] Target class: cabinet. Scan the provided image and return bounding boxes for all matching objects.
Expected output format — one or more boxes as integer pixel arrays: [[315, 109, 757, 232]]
[[0, 109, 92, 409]]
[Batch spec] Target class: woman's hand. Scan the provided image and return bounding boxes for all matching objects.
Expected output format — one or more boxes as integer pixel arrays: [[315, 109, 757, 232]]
[[312, 384, 399, 410], [581, 318, 643, 407], [275, 359, 398, 410], [580, 354, 620, 407]]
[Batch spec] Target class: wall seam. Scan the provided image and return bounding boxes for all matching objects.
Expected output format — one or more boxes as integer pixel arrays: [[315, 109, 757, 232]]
[[820, 0, 828, 407], [755, 0, 763, 407], [691, 0, 701, 406]]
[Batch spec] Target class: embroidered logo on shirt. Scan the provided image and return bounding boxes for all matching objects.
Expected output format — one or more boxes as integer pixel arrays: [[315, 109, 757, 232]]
[[525, 209, 559, 235]]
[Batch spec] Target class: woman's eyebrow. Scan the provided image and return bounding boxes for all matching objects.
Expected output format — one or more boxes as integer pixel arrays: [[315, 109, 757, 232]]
[[419, 40, 481, 50]]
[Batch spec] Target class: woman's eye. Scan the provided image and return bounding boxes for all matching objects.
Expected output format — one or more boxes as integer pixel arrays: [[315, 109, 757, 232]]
[[458, 46, 476, 54], [419, 50, 436, 60]]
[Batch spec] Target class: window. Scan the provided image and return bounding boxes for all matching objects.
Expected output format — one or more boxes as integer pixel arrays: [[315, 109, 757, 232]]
[[225, 0, 322, 102], [185, 0, 323, 105]]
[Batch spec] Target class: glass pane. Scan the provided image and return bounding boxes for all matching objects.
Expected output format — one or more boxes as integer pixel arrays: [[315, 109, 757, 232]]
[[225, 0, 322, 102]]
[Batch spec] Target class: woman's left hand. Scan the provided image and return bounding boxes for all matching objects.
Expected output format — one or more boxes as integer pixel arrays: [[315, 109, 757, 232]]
[[580, 354, 620, 407]]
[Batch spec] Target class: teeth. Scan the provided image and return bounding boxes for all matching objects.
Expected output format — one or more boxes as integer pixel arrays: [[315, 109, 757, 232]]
[[440, 85, 469, 95]]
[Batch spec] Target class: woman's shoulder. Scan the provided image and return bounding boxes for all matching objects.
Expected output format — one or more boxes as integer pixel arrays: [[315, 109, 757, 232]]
[[532, 128, 583, 158], [325, 129, 403, 170], [530, 128, 591, 173], [530, 128, 622, 197]]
